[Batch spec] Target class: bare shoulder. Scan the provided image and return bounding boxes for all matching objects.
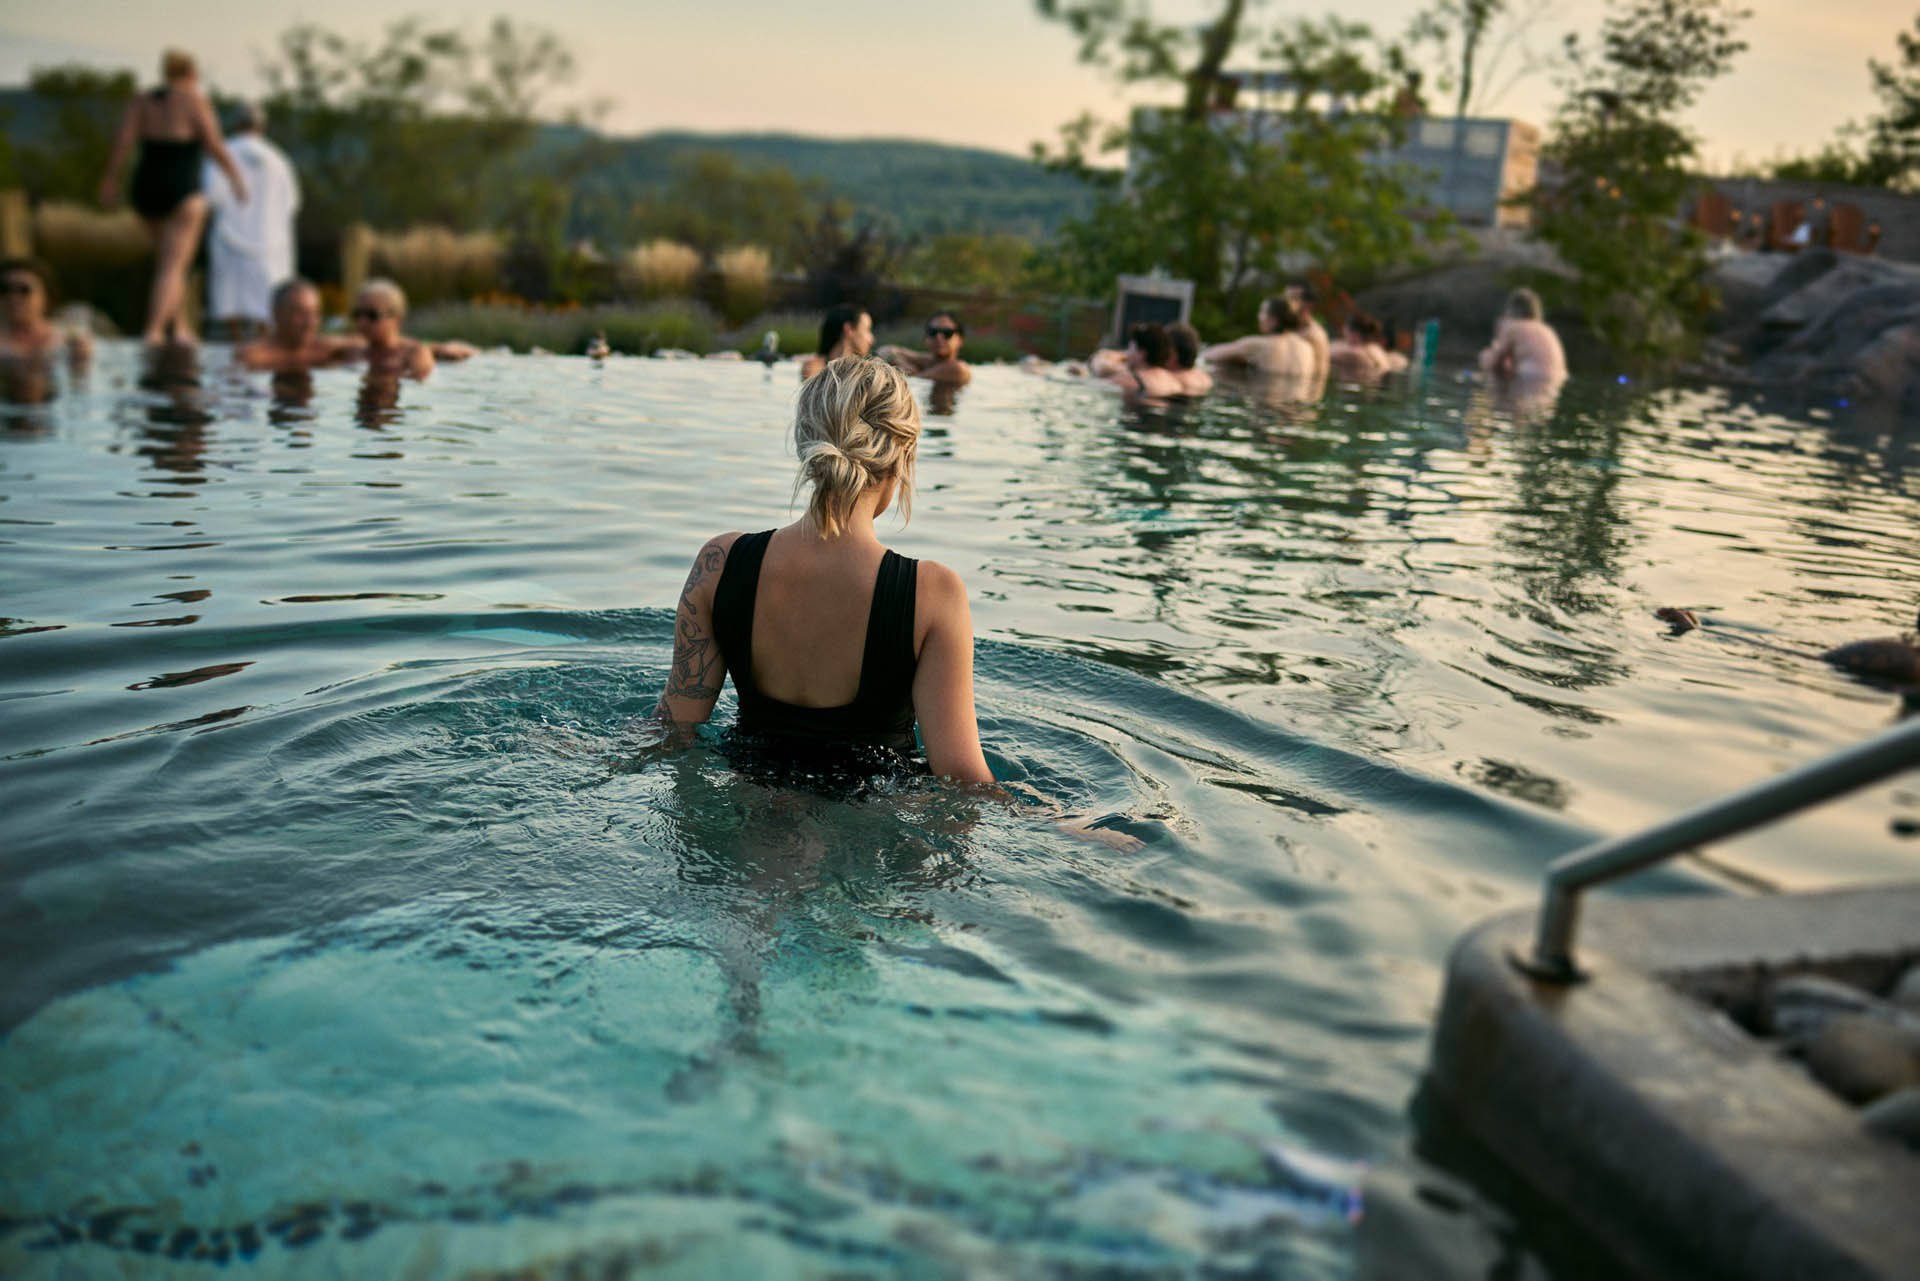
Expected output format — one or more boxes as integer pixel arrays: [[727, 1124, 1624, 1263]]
[[914, 558, 970, 611]]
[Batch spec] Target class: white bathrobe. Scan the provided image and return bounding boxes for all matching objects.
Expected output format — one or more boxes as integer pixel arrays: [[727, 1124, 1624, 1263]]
[[204, 134, 300, 324]]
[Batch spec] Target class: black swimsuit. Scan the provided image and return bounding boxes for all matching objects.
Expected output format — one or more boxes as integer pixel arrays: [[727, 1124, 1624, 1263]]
[[130, 90, 202, 220], [710, 529, 920, 759]]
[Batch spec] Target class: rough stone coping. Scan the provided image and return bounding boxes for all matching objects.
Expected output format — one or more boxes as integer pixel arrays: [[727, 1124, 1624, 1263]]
[[1425, 882, 1920, 1281]]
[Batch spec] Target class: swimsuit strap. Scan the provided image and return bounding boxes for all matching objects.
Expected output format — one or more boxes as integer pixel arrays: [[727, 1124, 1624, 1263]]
[[709, 529, 774, 701], [854, 549, 917, 708]]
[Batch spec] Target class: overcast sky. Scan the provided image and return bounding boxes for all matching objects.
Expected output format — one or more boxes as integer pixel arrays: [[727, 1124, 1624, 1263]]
[[0, 0, 1908, 171]]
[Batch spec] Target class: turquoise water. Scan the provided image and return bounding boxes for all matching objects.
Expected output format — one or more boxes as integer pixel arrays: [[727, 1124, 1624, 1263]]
[[2, 347, 1916, 1276]]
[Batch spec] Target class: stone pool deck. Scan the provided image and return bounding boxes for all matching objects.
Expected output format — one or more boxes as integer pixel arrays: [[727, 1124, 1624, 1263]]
[[1423, 883, 1920, 1281]]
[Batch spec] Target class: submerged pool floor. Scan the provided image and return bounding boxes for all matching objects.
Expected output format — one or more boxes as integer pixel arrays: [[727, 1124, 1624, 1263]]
[[2, 348, 1916, 1275]]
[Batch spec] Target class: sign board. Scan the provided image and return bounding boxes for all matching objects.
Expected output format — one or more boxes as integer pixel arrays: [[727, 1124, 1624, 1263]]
[[1111, 275, 1194, 346]]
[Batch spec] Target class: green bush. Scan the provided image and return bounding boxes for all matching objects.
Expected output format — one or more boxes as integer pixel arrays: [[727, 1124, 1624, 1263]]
[[729, 312, 821, 356], [409, 300, 719, 355]]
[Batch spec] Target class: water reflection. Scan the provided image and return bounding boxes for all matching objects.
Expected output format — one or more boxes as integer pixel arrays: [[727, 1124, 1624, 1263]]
[[127, 344, 214, 475], [356, 371, 404, 430]]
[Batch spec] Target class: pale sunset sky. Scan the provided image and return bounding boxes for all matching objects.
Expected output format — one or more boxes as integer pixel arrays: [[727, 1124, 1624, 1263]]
[[0, 0, 1909, 172]]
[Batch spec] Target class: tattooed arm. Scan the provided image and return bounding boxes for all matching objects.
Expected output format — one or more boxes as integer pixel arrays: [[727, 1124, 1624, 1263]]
[[656, 532, 742, 724]]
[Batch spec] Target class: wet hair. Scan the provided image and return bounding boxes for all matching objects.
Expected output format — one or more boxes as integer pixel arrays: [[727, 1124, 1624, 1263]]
[[792, 356, 920, 538], [928, 311, 965, 337], [1166, 321, 1202, 370], [162, 50, 196, 82], [272, 278, 318, 314], [1288, 281, 1319, 306], [0, 257, 51, 300], [1345, 313, 1385, 346], [1505, 287, 1544, 321], [357, 277, 408, 318], [1261, 295, 1307, 333], [817, 303, 866, 357], [1128, 322, 1174, 368]]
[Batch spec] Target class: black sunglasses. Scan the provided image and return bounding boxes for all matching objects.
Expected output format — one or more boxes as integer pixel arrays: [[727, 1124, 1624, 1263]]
[[1, 280, 36, 297], [351, 307, 390, 322], [925, 325, 959, 339]]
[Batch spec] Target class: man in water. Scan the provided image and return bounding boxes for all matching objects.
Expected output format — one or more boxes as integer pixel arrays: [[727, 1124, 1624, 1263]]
[[1478, 288, 1567, 385], [236, 279, 352, 372], [880, 311, 972, 385], [204, 103, 299, 340], [1167, 322, 1212, 396]]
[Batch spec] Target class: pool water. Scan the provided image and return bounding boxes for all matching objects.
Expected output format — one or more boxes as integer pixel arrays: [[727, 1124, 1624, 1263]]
[[2, 346, 1916, 1276]]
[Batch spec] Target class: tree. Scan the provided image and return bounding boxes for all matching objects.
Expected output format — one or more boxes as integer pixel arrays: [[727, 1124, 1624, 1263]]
[[1862, 16, 1920, 188], [1529, 0, 1749, 360], [259, 17, 578, 237], [12, 66, 139, 202], [1031, 3, 1446, 334], [900, 232, 1035, 293], [628, 152, 826, 268], [1407, 0, 1565, 118]]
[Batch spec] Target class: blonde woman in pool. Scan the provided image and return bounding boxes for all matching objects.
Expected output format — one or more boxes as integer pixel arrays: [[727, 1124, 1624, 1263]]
[[657, 356, 993, 783]]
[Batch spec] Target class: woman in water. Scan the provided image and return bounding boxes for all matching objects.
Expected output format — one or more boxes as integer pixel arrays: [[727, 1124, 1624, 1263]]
[[99, 50, 248, 346], [799, 304, 873, 380], [657, 356, 993, 783]]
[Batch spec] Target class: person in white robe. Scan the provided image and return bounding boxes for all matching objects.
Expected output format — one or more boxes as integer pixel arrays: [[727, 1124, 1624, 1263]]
[[204, 104, 299, 337]]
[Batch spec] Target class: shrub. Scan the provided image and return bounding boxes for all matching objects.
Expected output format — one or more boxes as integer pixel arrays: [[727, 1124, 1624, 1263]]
[[714, 245, 771, 327], [32, 201, 150, 333], [621, 239, 701, 299], [730, 311, 818, 356], [369, 226, 502, 307], [409, 300, 719, 356]]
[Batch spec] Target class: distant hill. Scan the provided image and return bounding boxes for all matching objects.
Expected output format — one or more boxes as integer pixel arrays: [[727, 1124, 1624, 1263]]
[[0, 86, 1090, 243], [529, 127, 1092, 244]]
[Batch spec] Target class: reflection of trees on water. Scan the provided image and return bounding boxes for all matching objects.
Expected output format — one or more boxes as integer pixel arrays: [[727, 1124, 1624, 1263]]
[[1494, 384, 1637, 618]]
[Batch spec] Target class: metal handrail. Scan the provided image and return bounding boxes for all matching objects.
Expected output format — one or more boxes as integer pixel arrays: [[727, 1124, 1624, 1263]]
[[1517, 715, 1920, 983]]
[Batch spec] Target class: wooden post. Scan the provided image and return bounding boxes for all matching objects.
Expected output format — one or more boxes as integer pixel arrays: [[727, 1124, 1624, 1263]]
[[341, 222, 373, 306], [0, 190, 30, 258]]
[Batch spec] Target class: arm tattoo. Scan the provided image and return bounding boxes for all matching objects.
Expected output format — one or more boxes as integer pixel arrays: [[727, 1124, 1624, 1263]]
[[659, 542, 727, 715]]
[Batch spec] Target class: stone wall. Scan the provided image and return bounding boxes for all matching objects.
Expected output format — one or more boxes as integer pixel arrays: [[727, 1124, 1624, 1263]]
[[1702, 177, 1920, 264]]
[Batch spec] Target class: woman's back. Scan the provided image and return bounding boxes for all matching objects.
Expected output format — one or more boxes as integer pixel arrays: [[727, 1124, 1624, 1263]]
[[137, 84, 201, 143]]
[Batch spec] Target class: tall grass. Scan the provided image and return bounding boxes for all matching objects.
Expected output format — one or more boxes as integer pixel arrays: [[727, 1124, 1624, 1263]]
[[369, 227, 502, 307], [714, 245, 771, 326], [409, 300, 720, 356], [622, 239, 702, 299], [32, 202, 151, 332]]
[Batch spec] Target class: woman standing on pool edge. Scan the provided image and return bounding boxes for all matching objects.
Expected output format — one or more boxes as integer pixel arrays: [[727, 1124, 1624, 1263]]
[[657, 356, 993, 783], [99, 50, 248, 345]]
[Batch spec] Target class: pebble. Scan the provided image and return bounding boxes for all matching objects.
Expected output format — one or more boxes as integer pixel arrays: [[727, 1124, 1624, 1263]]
[[1804, 1014, 1920, 1105], [1888, 964, 1920, 1014], [1764, 974, 1885, 1048], [1860, 1086, 1920, 1152]]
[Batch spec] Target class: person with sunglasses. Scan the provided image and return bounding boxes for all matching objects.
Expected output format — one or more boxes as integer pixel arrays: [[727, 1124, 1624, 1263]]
[[881, 312, 972, 386], [342, 278, 434, 379], [0, 259, 93, 369]]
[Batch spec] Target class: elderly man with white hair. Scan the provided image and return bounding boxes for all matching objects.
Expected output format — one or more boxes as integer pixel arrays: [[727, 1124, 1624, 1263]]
[[204, 102, 299, 338]]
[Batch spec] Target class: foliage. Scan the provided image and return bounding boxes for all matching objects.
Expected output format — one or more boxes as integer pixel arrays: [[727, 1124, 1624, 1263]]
[[1031, 5, 1447, 334], [408, 300, 718, 355], [621, 240, 702, 299], [1779, 17, 1920, 189], [714, 246, 772, 326], [628, 152, 823, 268], [900, 232, 1035, 292], [258, 16, 578, 237], [8, 66, 138, 202], [793, 207, 906, 310], [1529, 0, 1749, 361], [369, 226, 502, 307], [731, 312, 819, 357]]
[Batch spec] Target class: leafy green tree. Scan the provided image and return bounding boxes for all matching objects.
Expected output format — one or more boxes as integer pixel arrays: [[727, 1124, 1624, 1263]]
[[1530, 0, 1748, 360], [900, 232, 1034, 292], [628, 152, 826, 268], [1031, 3, 1444, 333], [12, 66, 138, 202], [259, 17, 577, 237]]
